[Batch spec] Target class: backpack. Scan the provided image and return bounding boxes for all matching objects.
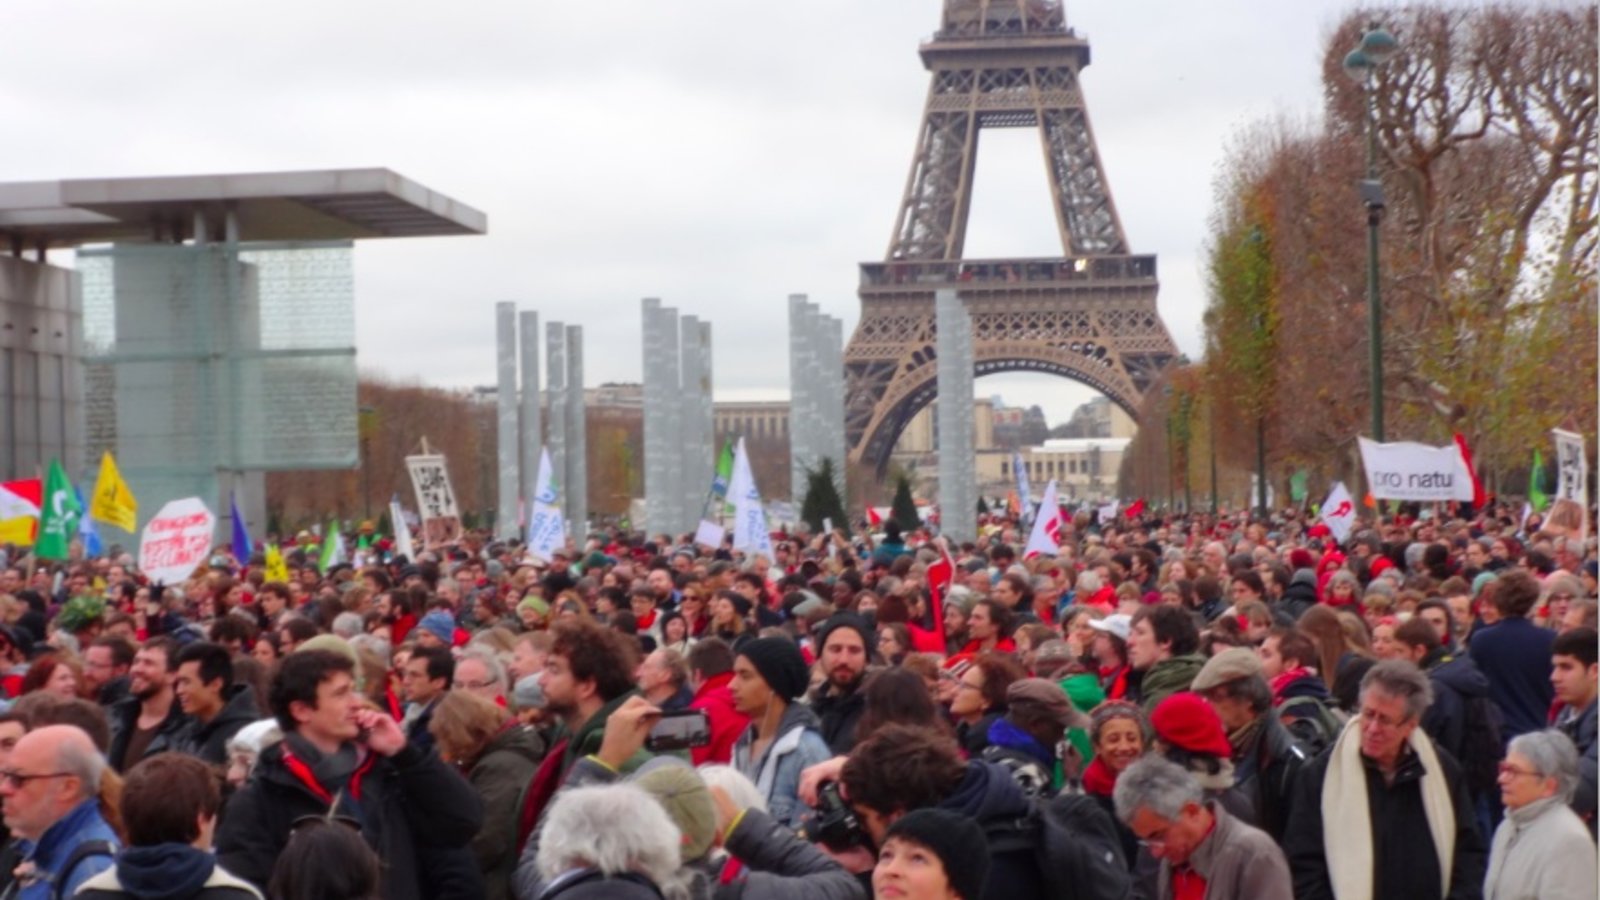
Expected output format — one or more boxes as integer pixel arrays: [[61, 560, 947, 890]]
[[1276, 694, 1346, 758], [1457, 693, 1504, 796], [980, 745, 1055, 800], [982, 793, 1131, 900]]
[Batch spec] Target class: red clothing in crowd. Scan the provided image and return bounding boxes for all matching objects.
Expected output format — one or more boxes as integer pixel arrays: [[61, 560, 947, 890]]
[[689, 671, 749, 766]]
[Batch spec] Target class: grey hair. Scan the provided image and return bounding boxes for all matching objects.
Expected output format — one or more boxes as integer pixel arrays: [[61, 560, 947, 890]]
[[1077, 571, 1103, 593], [537, 783, 684, 891], [1327, 570, 1360, 593], [1359, 659, 1434, 723], [457, 647, 509, 694], [1543, 573, 1584, 602], [696, 764, 767, 812], [1508, 729, 1581, 804], [1113, 755, 1203, 823], [331, 612, 364, 640], [57, 735, 105, 800], [347, 633, 390, 666]]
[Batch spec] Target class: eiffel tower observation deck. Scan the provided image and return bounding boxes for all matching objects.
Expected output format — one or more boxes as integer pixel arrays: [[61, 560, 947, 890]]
[[845, 0, 1178, 475]]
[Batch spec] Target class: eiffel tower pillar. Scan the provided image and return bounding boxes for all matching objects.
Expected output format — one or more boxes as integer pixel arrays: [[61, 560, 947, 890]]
[[845, 0, 1179, 477]]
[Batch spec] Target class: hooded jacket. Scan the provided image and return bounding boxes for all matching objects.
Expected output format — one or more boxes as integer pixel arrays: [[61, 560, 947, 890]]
[[171, 685, 260, 766], [9, 798, 119, 900], [1420, 648, 1491, 769], [469, 724, 546, 900], [689, 672, 749, 766], [732, 702, 833, 827], [215, 738, 484, 900], [1138, 653, 1206, 715], [936, 760, 1047, 900], [808, 677, 867, 756], [1555, 700, 1597, 832], [76, 844, 261, 900], [1278, 572, 1319, 622]]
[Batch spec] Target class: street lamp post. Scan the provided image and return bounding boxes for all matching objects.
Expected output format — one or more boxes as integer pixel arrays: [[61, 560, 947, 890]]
[[1344, 26, 1400, 443]]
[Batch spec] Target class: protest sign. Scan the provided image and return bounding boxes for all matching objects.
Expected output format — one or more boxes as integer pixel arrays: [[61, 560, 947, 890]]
[[140, 497, 215, 585], [1358, 438, 1474, 501], [406, 453, 463, 547]]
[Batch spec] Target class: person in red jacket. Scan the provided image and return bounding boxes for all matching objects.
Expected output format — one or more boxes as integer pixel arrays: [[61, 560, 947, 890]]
[[686, 638, 750, 766]]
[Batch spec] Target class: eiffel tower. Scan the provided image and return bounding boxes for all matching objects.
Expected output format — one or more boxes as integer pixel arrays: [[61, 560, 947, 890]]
[[845, 0, 1178, 475]]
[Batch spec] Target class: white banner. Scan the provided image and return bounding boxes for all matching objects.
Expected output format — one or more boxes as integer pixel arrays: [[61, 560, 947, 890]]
[[406, 454, 463, 547], [1024, 480, 1061, 559], [1098, 501, 1119, 522], [1358, 437, 1475, 501], [1553, 430, 1588, 503], [527, 447, 566, 563], [1013, 450, 1034, 526], [139, 497, 215, 586], [1318, 481, 1357, 543], [389, 500, 417, 561], [729, 438, 773, 558]]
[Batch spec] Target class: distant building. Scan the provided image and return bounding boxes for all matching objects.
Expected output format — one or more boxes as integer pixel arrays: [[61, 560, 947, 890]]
[[978, 436, 1129, 502], [1057, 395, 1137, 439]]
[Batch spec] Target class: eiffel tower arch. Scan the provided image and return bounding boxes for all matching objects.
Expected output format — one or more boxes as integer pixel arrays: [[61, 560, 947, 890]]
[[846, 0, 1179, 476]]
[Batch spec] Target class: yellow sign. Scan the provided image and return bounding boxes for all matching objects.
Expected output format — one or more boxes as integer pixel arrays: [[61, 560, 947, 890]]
[[89, 451, 138, 532]]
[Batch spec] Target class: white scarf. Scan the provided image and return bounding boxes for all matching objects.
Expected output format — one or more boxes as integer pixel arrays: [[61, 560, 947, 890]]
[[1322, 716, 1456, 900]]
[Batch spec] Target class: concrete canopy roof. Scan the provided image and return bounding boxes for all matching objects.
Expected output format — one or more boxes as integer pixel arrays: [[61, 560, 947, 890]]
[[0, 168, 486, 249]]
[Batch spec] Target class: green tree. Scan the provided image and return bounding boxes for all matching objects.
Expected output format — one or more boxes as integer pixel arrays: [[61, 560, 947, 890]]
[[800, 458, 850, 536], [889, 474, 920, 533]]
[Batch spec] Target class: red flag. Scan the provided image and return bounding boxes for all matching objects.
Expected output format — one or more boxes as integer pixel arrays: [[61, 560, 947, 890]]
[[1125, 498, 1146, 519], [1452, 432, 1486, 506], [866, 506, 884, 528], [925, 538, 954, 654]]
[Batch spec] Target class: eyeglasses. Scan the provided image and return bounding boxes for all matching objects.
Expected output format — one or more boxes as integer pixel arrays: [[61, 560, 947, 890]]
[[1497, 763, 1543, 780], [0, 770, 73, 789], [453, 678, 496, 691]]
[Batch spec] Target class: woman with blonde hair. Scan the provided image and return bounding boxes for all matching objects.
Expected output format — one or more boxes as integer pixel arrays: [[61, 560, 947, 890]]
[[1297, 605, 1374, 712], [430, 690, 545, 900]]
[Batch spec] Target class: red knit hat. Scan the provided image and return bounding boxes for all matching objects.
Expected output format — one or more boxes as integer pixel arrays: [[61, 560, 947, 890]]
[[1151, 692, 1233, 758], [1288, 548, 1316, 571]]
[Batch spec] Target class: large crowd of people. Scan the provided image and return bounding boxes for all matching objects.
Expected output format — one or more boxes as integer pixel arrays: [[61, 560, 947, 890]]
[[0, 501, 1592, 900]]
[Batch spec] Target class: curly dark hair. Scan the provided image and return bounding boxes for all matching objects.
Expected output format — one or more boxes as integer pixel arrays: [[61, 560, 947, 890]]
[[841, 724, 966, 816], [549, 617, 639, 703]]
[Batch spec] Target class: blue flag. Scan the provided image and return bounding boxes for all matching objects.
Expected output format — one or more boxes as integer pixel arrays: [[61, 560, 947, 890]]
[[74, 486, 102, 557], [230, 493, 252, 563]]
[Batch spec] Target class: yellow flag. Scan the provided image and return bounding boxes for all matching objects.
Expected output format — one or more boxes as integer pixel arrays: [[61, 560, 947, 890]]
[[89, 451, 138, 532], [264, 543, 290, 583]]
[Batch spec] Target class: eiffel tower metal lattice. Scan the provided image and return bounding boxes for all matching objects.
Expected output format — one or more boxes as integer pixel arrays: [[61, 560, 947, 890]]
[[845, 0, 1178, 475]]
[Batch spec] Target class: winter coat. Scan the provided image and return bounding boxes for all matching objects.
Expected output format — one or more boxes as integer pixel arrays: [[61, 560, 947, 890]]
[[534, 870, 664, 900], [689, 673, 749, 766], [711, 807, 867, 900], [106, 697, 192, 773], [808, 679, 867, 756], [1483, 796, 1597, 900], [1277, 574, 1318, 622], [1555, 700, 1597, 833], [936, 760, 1047, 900], [215, 740, 484, 900], [1421, 649, 1491, 769], [1283, 739, 1486, 900], [76, 844, 262, 900], [1139, 653, 1206, 715], [467, 725, 546, 900], [171, 685, 260, 766], [1155, 802, 1292, 900], [1234, 710, 1309, 843], [732, 703, 833, 827], [956, 710, 1006, 758], [1330, 652, 1375, 714], [7, 798, 118, 900], [1467, 618, 1556, 742]]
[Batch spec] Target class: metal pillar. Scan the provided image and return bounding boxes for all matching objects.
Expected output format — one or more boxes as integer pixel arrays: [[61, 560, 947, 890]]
[[565, 325, 586, 541], [519, 311, 541, 537], [546, 321, 567, 534], [642, 298, 683, 537], [936, 290, 976, 542], [494, 302, 519, 539]]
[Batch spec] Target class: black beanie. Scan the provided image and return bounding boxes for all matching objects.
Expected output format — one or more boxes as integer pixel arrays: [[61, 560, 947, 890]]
[[884, 808, 990, 900], [815, 611, 873, 654], [737, 637, 810, 701]]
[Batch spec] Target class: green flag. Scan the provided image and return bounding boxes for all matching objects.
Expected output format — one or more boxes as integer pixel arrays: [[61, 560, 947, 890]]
[[1530, 449, 1550, 512], [318, 520, 344, 573], [36, 460, 80, 561], [712, 439, 736, 515], [1289, 469, 1309, 504]]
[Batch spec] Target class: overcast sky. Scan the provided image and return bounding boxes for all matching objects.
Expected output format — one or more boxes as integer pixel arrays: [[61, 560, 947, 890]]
[[8, 1, 1412, 425]]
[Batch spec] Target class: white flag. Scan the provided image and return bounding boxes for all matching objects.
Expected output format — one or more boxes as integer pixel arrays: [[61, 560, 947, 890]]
[[1024, 480, 1062, 559], [1318, 481, 1357, 544], [527, 447, 566, 563], [390, 499, 417, 561], [729, 438, 773, 558], [1098, 500, 1119, 522]]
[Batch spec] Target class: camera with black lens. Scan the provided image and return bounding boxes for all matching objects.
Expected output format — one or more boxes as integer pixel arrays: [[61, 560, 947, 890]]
[[798, 781, 865, 850]]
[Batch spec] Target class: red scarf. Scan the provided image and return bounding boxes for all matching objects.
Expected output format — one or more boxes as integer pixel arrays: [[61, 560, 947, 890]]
[[1082, 755, 1118, 797], [1270, 667, 1314, 703], [280, 743, 378, 804], [516, 736, 571, 853]]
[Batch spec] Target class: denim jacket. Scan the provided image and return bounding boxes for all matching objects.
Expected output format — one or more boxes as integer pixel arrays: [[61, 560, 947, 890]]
[[12, 798, 119, 900], [732, 703, 833, 828]]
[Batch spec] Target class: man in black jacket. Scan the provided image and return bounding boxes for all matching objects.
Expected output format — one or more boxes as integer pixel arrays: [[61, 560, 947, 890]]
[[808, 614, 872, 754], [1191, 647, 1307, 843], [216, 649, 484, 900], [171, 641, 259, 766], [107, 637, 191, 772]]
